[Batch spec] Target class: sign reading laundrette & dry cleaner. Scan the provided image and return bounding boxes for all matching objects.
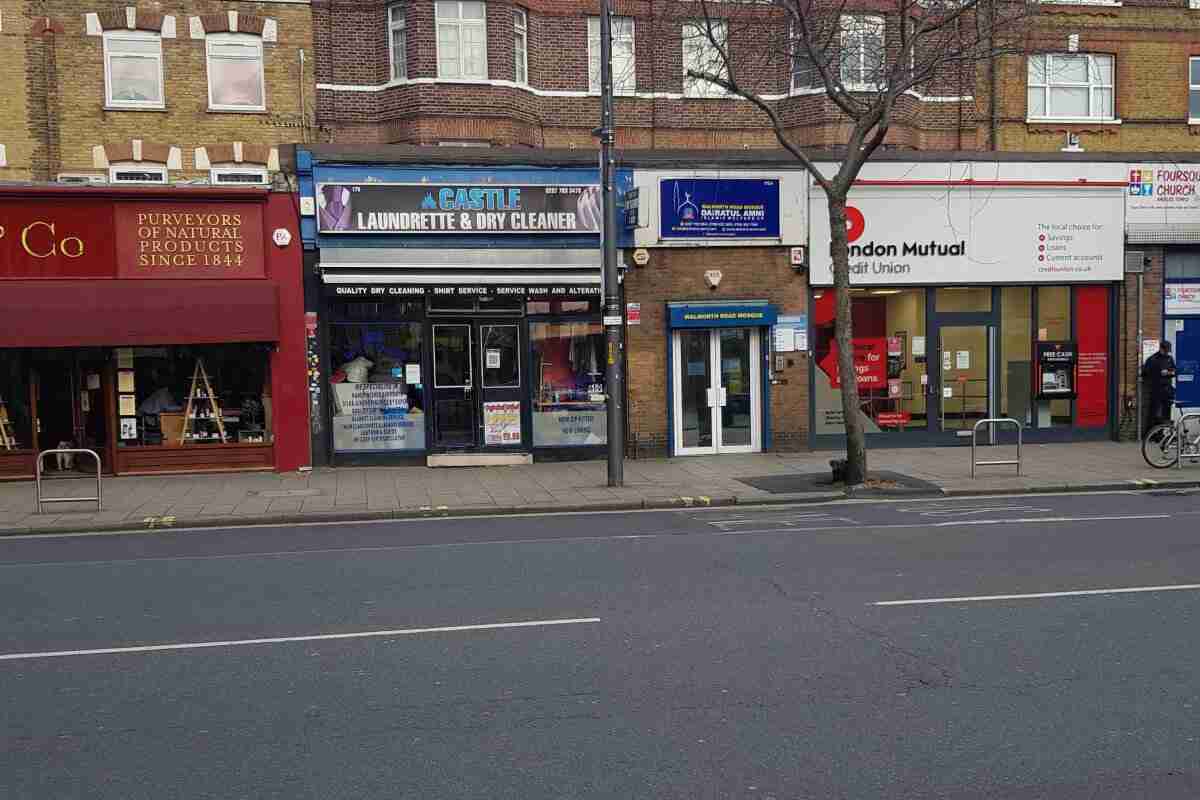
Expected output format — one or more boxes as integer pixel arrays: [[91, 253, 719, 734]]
[[316, 183, 601, 234], [809, 185, 1124, 286]]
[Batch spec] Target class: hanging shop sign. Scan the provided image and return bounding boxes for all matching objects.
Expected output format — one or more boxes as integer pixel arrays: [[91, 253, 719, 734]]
[[660, 178, 781, 239], [316, 183, 602, 234], [809, 185, 1123, 286], [668, 302, 777, 329]]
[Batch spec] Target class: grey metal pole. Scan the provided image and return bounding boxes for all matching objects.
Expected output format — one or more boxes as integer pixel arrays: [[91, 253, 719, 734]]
[[599, 0, 624, 487], [1136, 272, 1143, 441]]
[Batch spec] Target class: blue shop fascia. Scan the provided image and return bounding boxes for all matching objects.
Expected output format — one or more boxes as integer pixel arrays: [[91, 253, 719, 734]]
[[297, 147, 633, 466]]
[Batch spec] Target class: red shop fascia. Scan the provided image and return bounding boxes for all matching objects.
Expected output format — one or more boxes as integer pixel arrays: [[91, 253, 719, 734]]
[[0, 184, 307, 478]]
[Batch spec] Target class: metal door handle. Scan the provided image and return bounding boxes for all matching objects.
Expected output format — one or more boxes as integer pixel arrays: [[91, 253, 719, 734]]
[[705, 388, 715, 407], [719, 388, 728, 407]]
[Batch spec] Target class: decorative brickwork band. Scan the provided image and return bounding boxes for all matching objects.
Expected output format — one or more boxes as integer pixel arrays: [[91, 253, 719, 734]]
[[189, 12, 277, 41], [84, 9, 175, 37], [92, 140, 183, 170], [194, 144, 280, 171]]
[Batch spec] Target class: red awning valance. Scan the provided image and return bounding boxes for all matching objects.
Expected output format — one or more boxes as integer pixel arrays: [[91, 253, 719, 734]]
[[0, 280, 279, 347]]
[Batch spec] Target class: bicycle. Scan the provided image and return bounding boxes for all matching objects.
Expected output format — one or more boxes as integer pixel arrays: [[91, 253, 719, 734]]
[[1141, 404, 1200, 468]]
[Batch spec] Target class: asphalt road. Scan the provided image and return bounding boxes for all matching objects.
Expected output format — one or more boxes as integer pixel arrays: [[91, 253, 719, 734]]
[[3, 490, 1200, 799]]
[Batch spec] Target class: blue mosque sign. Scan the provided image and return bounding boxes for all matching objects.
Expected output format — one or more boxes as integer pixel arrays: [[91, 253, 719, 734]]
[[660, 178, 780, 239]]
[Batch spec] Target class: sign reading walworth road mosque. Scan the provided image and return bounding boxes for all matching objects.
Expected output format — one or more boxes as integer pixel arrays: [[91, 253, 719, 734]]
[[316, 183, 602, 234]]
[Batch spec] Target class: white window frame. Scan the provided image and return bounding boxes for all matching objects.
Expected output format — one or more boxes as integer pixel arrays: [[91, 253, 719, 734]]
[[435, 1, 488, 80], [210, 165, 270, 185], [588, 16, 636, 95], [109, 163, 168, 184], [1190, 57, 1200, 124], [103, 30, 165, 109], [388, 5, 407, 81], [513, 7, 528, 85], [1026, 53, 1116, 122], [206, 32, 267, 112], [682, 20, 729, 99], [790, 22, 820, 91], [839, 15, 885, 92]]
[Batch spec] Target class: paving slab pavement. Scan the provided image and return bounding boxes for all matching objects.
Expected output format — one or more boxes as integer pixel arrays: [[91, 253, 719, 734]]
[[2, 441, 1197, 536]]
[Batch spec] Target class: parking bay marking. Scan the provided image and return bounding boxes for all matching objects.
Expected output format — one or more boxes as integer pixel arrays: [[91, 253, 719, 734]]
[[875, 583, 1200, 607]]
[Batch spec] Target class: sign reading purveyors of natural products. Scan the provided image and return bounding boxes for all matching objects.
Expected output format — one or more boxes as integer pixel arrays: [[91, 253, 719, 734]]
[[316, 183, 602, 234]]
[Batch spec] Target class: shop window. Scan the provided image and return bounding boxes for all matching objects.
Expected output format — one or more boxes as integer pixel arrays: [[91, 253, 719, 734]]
[[1166, 250, 1200, 279], [329, 324, 426, 452], [588, 16, 635, 95], [120, 345, 272, 448], [427, 293, 523, 314], [0, 351, 32, 452], [389, 5, 407, 81], [1191, 58, 1200, 123], [513, 7, 528, 85], [481, 324, 520, 387], [527, 298, 601, 315], [791, 22, 820, 91], [436, 1, 487, 80], [206, 33, 266, 111], [1000, 287, 1034, 426], [1026, 53, 1114, 121], [330, 299, 423, 322], [936, 287, 991, 313], [682, 20, 728, 98], [1037, 286, 1072, 427], [812, 288, 928, 435], [104, 30, 164, 109], [531, 322, 608, 446], [839, 15, 884, 91]]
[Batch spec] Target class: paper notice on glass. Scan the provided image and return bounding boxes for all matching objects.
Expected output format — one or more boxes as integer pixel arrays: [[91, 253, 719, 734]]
[[773, 326, 796, 353], [912, 336, 926, 357], [943, 386, 954, 399], [794, 328, 808, 353], [118, 395, 137, 416], [116, 348, 134, 369], [486, 349, 502, 369], [405, 363, 421, 385], [483, 401, 522, 445], [920, 373, 929, 386], [80, 392, 90, 412], [956, 350, 970, 370], [86, 373, 101, 390], [120, 417, 138, 440], [1038, 328, 1049, 342], [942, 351, 952, 371], [1143, 338, 1160, 362], [117, 370, 136, 393]]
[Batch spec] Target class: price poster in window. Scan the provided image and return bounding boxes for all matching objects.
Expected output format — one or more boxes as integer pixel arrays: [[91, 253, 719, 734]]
[[483, 401, 522, 446]]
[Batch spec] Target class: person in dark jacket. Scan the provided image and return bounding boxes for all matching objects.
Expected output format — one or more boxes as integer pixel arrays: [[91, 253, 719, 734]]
[[1142, 340, 1177, 433]]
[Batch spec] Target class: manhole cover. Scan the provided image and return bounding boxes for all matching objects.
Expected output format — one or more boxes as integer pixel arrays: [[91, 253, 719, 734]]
[[254, 489, 324, 498]]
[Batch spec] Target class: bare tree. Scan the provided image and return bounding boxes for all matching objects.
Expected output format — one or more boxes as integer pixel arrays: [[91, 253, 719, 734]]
[[676, 0, 1035, 486]]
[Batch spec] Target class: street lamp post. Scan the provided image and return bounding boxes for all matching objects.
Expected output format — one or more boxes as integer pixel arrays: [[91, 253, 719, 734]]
[[598, 0, 625, 487]]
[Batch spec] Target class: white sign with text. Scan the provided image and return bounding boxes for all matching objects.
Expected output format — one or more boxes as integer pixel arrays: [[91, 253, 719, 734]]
[[810, 185, 1124, 286]]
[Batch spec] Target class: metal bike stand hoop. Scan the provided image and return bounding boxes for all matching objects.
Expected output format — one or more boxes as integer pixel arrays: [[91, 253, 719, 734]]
[[971, 418, 1022, 479], [1177, 413, 1200, 471], [35, 449, 102, 513]]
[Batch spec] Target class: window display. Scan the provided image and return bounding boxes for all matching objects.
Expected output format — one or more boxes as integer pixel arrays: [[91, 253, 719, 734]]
[[329, 324, 426, 452], [122, 345, 272, 447], [530, 321, 608, 446], [813, 289, 928, 434], [0, 352, 31, 451]]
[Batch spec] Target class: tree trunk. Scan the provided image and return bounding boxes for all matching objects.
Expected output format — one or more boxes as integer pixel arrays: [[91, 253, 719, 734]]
[[826, 192, 868, 486]]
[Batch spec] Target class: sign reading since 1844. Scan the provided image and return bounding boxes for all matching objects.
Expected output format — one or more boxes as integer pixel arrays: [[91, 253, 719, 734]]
[[316, 183, 603, 235], [115, 203, 265, 279]]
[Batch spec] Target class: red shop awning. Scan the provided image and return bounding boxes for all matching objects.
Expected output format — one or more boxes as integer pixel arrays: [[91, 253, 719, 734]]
[[0, 280, 279, 347]]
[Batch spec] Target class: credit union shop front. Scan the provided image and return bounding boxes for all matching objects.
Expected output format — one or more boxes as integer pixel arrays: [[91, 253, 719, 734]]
[[808, 170, 1125, 446]]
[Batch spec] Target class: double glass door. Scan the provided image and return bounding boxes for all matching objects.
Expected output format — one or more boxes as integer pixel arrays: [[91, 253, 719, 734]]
[[673, 328, 761, 455], [431, 320, 523, 449], [937, 325, 995, 432]]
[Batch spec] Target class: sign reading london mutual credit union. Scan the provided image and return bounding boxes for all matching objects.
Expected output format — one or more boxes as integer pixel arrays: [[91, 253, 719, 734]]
[[317, 183, 602, 234]]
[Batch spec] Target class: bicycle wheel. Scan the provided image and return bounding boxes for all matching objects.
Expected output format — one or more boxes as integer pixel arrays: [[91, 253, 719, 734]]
[[1143, 423, 1180, 469]]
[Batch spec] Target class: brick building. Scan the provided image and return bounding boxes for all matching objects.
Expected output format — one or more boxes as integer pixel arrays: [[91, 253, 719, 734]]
[[0, 0, 315, 185], [312, 0, 981, 149]]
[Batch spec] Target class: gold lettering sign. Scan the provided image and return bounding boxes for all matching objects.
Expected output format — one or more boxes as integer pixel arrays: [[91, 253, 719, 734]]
[[13, 220, 85, 259], [134, 210, 246, 269]]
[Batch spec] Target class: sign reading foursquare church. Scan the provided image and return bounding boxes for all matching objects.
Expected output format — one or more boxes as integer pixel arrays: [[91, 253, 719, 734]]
[[316, 183, 602, 234]]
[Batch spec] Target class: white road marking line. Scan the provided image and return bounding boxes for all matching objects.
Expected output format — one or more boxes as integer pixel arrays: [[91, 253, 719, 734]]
[[875, 584, 1200, 607], [901, 505, 1053, 517], [715, 513, 1170, 536], [0, 617, 602, 662]]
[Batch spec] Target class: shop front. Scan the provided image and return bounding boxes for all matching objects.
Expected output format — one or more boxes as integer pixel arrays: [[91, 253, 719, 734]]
[[808, 166, 1125, 446], [299, 157, 628, 465], [0, 186, 307, 479], [1127, 163, 1200, 416]]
